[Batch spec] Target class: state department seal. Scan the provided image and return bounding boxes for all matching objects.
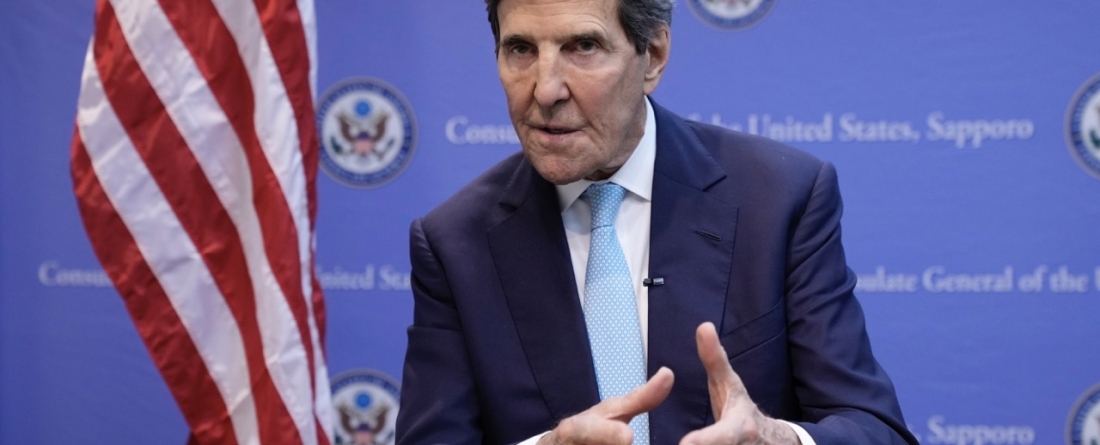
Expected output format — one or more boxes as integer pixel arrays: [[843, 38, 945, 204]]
[[331, 369, 401, 445], [1067, 383, 1100, 445], [1066, 72, 1100, 181], [687, 0, 777, 31], [317, 77, 418, 188]]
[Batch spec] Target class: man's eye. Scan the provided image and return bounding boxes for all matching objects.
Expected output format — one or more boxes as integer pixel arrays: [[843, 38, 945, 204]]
[[576, 40, 598, 52], [509, 44, 532, 55]]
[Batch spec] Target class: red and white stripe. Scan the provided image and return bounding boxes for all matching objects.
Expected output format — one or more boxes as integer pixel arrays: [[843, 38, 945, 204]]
[[69, 1, 332, 444]]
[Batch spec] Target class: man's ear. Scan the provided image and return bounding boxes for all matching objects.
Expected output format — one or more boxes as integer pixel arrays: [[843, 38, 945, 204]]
[[643, 24, 671, 94]]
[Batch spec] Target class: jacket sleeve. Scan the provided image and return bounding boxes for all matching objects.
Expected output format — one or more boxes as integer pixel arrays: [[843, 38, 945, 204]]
[[784, 162, 918, 445], [395, 217, 484, 445]]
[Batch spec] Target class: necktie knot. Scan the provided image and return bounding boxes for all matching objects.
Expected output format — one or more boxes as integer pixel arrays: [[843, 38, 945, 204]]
[[585, 182, 625, 230]]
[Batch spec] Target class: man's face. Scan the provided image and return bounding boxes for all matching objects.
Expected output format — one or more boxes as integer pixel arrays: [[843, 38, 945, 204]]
[[495, 0, 667, 185]]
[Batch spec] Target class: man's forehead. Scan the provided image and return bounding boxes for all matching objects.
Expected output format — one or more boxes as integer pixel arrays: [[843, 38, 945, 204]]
[[497, 0, 621, 40], [497, 0, 618, 12]]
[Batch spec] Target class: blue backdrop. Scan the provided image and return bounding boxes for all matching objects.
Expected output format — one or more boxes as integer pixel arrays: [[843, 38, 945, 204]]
[[2, 1, 1099, 444]]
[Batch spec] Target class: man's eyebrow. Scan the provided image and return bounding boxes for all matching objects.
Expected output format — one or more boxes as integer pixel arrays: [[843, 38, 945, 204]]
[[500, 34, 531, 47], [499, 31, 609, 47], [568, 31, 608, 44]]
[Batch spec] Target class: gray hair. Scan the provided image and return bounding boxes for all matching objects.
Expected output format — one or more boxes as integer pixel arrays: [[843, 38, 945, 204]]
[[484, 0, 673, 55]]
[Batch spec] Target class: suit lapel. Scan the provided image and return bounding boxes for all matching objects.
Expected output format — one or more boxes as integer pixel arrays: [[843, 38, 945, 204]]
[[646, 101, 740, 442], [488, 161, 601, 422]]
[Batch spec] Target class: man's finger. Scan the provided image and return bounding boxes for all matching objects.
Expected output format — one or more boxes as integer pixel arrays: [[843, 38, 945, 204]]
[[597, 366, 675, 422], [543, 369, 674, 445], [695, 322, 740, 388], [549, 414, 634, 445]]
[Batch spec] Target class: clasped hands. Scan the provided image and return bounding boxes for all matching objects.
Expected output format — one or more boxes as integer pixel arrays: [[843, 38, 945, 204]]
[[537, 322, 800, 445]]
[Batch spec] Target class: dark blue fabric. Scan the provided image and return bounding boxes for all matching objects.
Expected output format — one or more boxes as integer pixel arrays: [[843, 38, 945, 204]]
[[396, 100, 917, 445]]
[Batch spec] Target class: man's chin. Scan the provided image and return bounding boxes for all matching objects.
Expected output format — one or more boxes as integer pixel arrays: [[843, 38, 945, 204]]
[[538, 169, 587, 186], [527, 160, 590, 185]]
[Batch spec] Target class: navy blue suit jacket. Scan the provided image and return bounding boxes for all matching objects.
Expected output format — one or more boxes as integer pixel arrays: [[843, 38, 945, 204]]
[[396, 101, 917, 445]]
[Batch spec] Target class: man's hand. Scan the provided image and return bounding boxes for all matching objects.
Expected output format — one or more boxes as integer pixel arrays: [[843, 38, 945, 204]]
[[538, 367, 675, 445], [679, 323, 801, 445]]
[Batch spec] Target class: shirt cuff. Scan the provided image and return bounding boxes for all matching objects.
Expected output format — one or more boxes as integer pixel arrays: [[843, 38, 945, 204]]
[[517, 431, 548, 445], [781, 420, 816, 445]]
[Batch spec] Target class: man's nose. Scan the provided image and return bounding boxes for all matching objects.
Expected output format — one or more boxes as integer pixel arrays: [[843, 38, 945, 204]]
[[532, 53, 569, 108]]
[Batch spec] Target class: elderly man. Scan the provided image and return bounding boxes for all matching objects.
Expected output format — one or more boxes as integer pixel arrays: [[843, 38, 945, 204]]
[[396, 1, 917, 444]]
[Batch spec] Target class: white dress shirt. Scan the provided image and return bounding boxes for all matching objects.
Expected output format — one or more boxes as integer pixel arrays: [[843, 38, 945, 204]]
[[520, 98, 814, 445]]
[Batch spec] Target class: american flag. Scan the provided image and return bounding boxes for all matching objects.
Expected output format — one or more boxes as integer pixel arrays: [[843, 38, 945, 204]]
[[69, 1, 333, 444]]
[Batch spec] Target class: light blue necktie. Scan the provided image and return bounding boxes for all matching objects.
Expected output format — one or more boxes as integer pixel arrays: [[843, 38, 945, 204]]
[[582, 182, 649, 445]]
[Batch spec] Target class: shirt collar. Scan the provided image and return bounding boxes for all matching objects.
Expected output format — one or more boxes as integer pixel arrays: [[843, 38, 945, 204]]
[[556, 97, 656, 211]]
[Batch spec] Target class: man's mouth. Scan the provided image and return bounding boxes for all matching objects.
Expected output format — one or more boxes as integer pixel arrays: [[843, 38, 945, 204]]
[[537, 126, 575, 135]]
